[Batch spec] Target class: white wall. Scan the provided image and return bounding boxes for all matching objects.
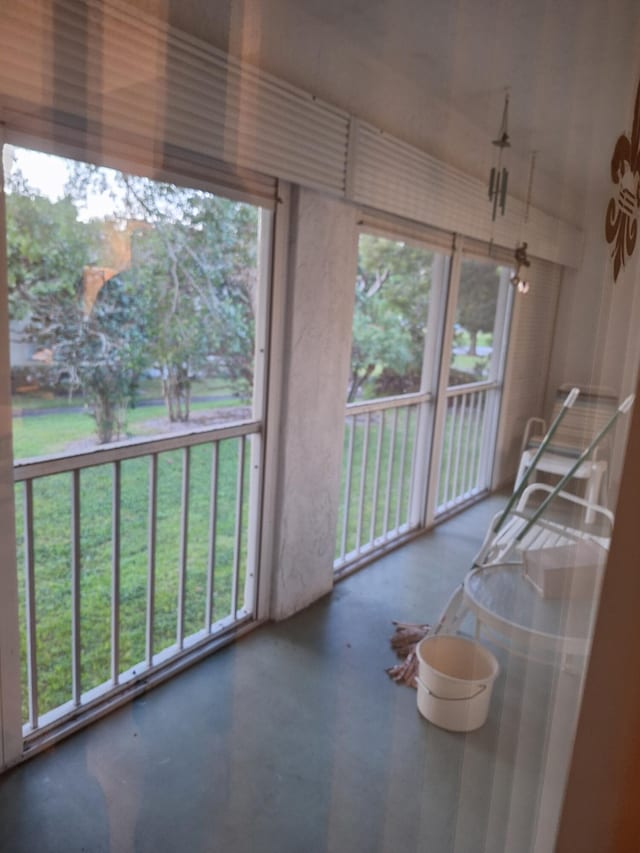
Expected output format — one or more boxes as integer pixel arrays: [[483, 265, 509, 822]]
[[131, 0, 640, 229], [546, 55, 640, 499], [269, 187, 357, 620]]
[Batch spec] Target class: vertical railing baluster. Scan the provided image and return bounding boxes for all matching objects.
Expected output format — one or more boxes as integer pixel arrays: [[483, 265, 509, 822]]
[[477, 388, 491, 488], [23, 480, 38, 729], [111, 461, 121, 686], [146, 454, 157, 669], [231, 436, 246, 620], [472, 390, 484, 489], [71, 469, 81, 707], [460, 391, 473, 500], [340, 418, 355, 560], [451, 392, 466, 504], [369, 411, 385, 547], [406, 406, 420, 525], [177, 447, 190, 650], [205, 442, 219, 632], [383, 407, 399, 537], [394, 406, 411, 533], [472, 390, 482, 488], [442, 396, 457, 507], [355, 412, 371, 553]]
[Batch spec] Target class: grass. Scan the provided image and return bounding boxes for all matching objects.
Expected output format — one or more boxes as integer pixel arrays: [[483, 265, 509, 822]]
[[14, 412, 252, 722], [12, 396, 250, 461], [12, 376, 237, 412], [451, 353, 489, 375]]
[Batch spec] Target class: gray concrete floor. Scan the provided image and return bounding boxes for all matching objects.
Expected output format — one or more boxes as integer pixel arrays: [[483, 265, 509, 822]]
[[0, 495, 579, 853]]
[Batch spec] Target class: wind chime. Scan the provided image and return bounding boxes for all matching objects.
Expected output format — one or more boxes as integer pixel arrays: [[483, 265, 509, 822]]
[[488, 90, 511, 221]]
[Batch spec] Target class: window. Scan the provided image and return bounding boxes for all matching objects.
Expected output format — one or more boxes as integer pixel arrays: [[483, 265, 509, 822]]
[[449, 257, 505, 386], [6, 146, 261, 460], [348, 233, 435, 402], [336, 230, 450, 567], [5, 144, 270, 730]]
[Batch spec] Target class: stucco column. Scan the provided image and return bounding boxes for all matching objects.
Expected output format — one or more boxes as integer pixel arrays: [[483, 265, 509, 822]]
[[269, 186, 357, 620]]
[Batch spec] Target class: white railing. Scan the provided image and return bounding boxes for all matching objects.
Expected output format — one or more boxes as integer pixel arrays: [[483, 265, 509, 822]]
[[436, 382, 497, 515], [14, 420, 260, 739], [334, 394, 428, 570]]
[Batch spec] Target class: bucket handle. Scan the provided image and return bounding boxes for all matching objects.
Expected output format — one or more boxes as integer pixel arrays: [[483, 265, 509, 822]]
[[416, 677, 487, 702]]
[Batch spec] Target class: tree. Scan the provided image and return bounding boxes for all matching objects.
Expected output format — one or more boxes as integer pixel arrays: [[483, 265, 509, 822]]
[[6, 167, 146, 443], [45, 277, 147, 442], [67, 165, 259, 421], [5, 179, 96, 323], [7, 154, 261, 441], [455, 260, 499, 356], [348, 235, 432, 401]]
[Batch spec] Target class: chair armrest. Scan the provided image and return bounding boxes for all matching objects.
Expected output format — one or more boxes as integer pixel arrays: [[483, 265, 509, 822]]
[[520, 417, 546, 456], [515, 483, 614, 532]]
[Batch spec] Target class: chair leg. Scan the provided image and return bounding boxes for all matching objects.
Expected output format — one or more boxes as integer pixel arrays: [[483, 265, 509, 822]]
[[585, 466, 606, 524]]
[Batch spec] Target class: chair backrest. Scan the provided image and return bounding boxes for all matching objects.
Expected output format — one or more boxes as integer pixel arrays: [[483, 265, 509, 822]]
[[545, 385, 618, 456]]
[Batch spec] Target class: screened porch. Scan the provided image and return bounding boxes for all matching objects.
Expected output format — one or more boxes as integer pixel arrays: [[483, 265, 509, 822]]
[[1, 1, 640, 851]]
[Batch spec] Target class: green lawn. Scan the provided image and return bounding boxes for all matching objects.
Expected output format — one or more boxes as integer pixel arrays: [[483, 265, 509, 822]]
[[12, 376, 237, 412], [13, 409, 252, 722], [12, 395, 250, 461]]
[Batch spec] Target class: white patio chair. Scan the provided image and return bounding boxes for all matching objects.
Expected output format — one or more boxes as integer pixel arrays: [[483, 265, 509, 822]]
[[516, 384, 618, 523]]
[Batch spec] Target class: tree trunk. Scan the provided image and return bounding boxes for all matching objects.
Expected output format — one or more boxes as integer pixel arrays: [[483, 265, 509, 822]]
[[468, 330, 478, 357], [347, 363, 376, 402], [162, 367, 191, 422], [94, 394, 116, 443]]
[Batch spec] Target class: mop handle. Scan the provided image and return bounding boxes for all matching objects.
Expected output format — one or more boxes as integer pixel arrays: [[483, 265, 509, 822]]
[[492, 387, 580, 534], [515, 393, 635, 543]]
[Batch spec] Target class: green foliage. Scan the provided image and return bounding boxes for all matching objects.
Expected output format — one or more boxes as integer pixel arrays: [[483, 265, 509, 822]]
[[68, 166, 259, 421], [34, 276, 147, 442], [349, 235, 432, 401], [456, 260, 500, 357], [5, 167, 142, 442], [5, 185, 96, 322], [6, 151, 260, 444]]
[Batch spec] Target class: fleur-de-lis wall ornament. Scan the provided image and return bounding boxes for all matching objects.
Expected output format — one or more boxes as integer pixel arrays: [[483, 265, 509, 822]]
[[605, 79, 640, 282]]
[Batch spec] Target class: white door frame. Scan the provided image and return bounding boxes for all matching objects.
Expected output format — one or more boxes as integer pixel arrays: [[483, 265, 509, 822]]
[[0, 128, 26, 769]]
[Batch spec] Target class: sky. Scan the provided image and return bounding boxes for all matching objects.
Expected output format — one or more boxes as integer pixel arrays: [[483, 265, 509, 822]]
[[4, 145, 119, 220]]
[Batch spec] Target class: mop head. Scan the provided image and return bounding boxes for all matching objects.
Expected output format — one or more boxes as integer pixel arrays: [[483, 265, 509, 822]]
[[386, 621, 431, 688]]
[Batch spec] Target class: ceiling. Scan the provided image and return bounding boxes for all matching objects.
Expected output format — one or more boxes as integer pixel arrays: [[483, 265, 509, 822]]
[[135, 0, 640, 225]]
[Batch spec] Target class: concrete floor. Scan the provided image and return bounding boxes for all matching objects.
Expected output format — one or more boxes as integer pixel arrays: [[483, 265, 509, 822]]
[[0, 495, 581, 853]]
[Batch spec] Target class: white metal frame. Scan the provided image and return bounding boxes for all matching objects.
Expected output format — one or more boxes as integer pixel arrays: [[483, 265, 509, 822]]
[[16, 422, 260, 742], [0, 126, 27, 770], [255, 181, 290, 620], [425, 238, 464, 524], [429, 250, 513, 521], [0, 137, 276, 761], [335, 394, 426, 569], [335, 224, 451, 570]]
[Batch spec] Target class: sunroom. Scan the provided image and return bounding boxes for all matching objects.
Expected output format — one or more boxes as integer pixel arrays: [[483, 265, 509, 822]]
[[0, 1, 639, 851]]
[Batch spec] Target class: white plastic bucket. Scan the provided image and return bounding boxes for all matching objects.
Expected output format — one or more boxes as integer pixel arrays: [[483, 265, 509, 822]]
[[415, 635, 499, 732]]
